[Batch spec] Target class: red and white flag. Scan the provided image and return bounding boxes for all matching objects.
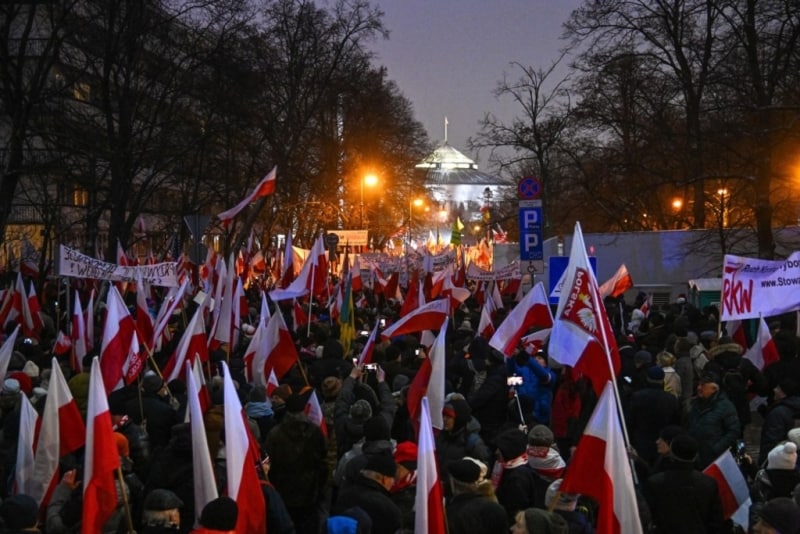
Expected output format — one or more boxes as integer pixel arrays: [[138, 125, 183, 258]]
[[253, 309, 298, 384], [560, 381, 642, 534], [0, 325, 21, 383], [414, 397, 446, 534], [380, 299, 449, 340], [304, 390, 328, 438], [640, 294, 652, 317], [82, 357, 121, 534], [217, 166, 277, 225], [24, 280, 44, 337], [477, 298, 496, 339], [163, 301, 209, 382], [99, 286, 139, 393], [29, 358, 86, 507], [191, 358, 211, 415], [489, 282, 553, 356], [53, 330, 72, 356], [703, 450, 751, 528], [150, 281, 188, 352], [266, 369, 279, 397], [725, 319, 748, 351], [744, 316, 779, 370], [357, 320, 379, 367], [406, 318, 448, 428], [85, 289, 95, 352], [598, 263, 634, 298], [71, 291, 88, 372], [186, 362, 218, 516], [134, 273, 154, 352], [15, 395, 39, 496], [549, 222, 621, 396], [221, 362, 267, 533], [521, 328, 552, 355]]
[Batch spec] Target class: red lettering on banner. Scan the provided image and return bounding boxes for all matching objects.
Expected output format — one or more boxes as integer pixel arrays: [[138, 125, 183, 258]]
[[723, 264, 753, 317]]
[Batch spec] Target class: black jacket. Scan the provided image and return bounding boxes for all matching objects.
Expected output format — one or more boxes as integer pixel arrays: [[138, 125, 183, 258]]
[[759, 395, 800, 463], [645, 464, 724, 534], [333, 474, 403, 534]]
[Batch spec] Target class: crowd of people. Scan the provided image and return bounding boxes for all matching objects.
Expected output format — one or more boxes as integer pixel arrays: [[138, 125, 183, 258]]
[[0, 275, 799, 533]]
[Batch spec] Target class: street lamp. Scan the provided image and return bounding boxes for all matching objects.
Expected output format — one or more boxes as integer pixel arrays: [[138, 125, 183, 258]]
[[360, 174, 378, 230], [406, 198, 424, 281]]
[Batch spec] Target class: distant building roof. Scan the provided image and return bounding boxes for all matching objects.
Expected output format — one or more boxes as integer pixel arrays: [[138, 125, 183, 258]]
[[416, 142, 512, 186]]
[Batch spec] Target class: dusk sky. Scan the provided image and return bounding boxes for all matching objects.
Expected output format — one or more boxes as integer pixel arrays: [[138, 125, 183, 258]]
[[370, 0, 583, 170]]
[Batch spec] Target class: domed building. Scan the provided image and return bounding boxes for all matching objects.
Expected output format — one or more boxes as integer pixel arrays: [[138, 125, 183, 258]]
[[415, 141, 513, 243]]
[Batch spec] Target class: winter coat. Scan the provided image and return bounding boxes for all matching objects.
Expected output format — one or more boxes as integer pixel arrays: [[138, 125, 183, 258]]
[[758, 395, 800, 464], [265, 412, 328, 510], [508, 355, 557, 425], [332, 474, 403, 534], [124, 392, 179, 451], [446, 492, 508, 534], [495, 464, 544, 522], [626, 385, 681, 466], [706, 353, 768, 427], [435, 419, 492, 467], [645, 463, 724, 534], [467, 363, 509, 442], [687, 391, 741, 468]]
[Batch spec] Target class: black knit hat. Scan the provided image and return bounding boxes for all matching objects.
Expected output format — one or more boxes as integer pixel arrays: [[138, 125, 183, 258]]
[[284, 392, 307, 413], [0, 494, 38, 529], [758, 497, 800, 534], [365, 452, 397, 478], [447, 459, 481, 484], [669, 434, 699, 463], [144, 489, 184, 511], [199, 496, 238, 530], [495, 429, 527, 461]]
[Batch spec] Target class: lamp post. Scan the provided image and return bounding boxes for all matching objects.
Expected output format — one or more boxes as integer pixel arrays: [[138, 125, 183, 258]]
[[406, 198, 424, 284], [360, 174, 378, 230]]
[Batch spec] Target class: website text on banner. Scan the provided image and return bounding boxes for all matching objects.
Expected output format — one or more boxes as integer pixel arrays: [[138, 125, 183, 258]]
[[58, 245, 179, 287], [720, 253, 800, 321]]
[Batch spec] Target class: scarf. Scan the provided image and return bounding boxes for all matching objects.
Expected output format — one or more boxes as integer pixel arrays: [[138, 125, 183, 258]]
[[490, 454, 528, 489], [526, 446, 566, 481]]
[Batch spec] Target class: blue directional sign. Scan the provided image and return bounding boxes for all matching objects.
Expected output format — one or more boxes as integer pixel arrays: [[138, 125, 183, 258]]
[[548, 255, 598, 304], [519, 200, 543, 261]]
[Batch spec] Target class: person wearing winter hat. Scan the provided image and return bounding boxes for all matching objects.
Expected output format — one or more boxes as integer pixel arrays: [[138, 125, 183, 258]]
[[494, 428, 545, 521], [446, 458, 507, 534], [687, 369, 740, 468], [509, 507, 568, 534], [0, 493, 40, 531], [752, 496, 800, 534], [544, 479, 593, 533], [141, 488, 184, 533], [436, 397, 491, 469], [7, 371, 32, 396], [332, 451, 403, 534], [192, 496, 238, 533], [751, 442, 800, 515], [645, 434, 725, 533], [321, 376, 342, 400], [265, 381, 328, 533], [526, 425, 565, 482], [628, 365, 681, 467], [759, 376, 800, 464]]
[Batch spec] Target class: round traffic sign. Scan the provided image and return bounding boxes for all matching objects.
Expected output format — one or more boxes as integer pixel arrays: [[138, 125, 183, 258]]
[[517, 176, 542, 200], [325, 233, 340, 247]]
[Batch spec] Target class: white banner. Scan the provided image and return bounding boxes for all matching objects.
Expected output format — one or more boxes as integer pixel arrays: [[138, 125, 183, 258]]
[[466, 262, 521, 281], [721, 252, 800, 320], [58, 245, 179, 287]]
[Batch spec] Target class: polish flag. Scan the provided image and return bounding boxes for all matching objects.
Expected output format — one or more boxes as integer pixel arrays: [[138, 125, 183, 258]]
[[208, 255, 235, 351], [163, 301, 209, 382], [217, 166, 277, 225], [270, 235, 326, 301], [221, 362, 267, 533], [406, 319, 448, 429], [639, 294, 652, 317], [278, 234, 294, 289], [477, 299, 496, 339], [99, 286, 138, 393], [242, 319, 265, 383], [489, 282, 553, 356], [253, 309, 298, 384], [357, 320, 379, 367], [521, 328, 552, 355], [304, 390, 328, 438], [259, 291, 271, 325], [414, 397, 446, 534], [0, 288, 14, 329], [265, 369, 279, 397], [598, 263, 634, 298], [71, 291, 87, 372], [82, 357, 121, 534], [15, 395, 39, 496], [560, 381, 642, 534], [381, 299, 449, 340], [724, 319, 748, 351], [549, 222, 620, 397], [17, 274, 39, 339], [0, 325, 21, 382], [702, 450, 751, 528], [744, 316, 780, 370], [191, 358, 211, 414], [440, 270, 470, 311], [399, 270, 420, 316], [150, 280, 188, 352], [29, 358, 86, 507], [292, 298, 309, 330], [351, 256, 363, 292], [186, 362, 219, 516], [25, 281, 44, 336], [134, 274, 154, 352]]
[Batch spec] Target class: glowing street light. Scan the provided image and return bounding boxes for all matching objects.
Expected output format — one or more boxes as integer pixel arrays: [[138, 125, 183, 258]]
[[360, 173, 379, 229]]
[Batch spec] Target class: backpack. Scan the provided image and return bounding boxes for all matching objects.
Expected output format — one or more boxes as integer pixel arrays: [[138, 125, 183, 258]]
[[722, 366, 747, 402], [466, 359, 487, 396]]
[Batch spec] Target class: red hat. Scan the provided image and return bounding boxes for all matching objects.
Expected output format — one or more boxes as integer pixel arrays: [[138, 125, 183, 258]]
[[394, 441, 418, 469]]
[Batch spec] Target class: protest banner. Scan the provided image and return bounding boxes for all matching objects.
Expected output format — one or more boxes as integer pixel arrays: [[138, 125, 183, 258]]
[[721, 252, 800, 321], [58, 245, 179, 287], [466, 262, 521, 281]]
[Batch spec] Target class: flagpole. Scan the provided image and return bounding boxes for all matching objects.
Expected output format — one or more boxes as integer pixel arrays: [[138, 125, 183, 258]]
[[588, 280, 638, 484]]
